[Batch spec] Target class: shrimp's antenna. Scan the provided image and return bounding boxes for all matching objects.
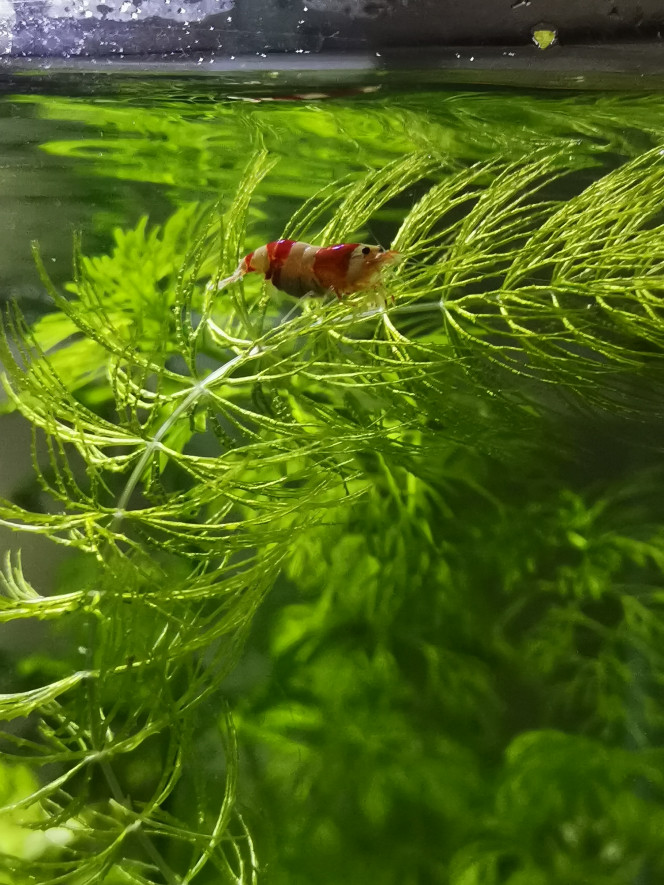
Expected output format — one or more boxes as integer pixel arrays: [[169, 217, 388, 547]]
[[365, 224, 387, 251]]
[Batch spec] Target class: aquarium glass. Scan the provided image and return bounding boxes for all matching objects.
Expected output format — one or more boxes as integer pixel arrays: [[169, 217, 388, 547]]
[[1, 70, 664, 885]]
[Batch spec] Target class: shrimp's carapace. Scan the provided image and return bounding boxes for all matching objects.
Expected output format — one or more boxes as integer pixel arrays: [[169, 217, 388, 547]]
[[215, 239, 400, 299]]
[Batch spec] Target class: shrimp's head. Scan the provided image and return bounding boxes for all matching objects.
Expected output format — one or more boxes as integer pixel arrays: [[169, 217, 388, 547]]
[[347, 244, 401, 292]]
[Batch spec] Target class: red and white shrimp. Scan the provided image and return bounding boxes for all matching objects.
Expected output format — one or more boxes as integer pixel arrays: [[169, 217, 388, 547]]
[[214, 239, 400, 300]]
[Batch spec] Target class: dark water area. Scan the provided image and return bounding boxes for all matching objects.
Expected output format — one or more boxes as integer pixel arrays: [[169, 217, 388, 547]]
[[0, 70, 664, 884]]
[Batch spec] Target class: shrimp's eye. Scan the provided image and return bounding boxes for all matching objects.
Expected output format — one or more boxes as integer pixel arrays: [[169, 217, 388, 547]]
[[361, 246, 371, 255]]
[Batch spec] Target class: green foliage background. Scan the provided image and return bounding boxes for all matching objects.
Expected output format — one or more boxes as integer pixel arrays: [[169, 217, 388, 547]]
[[1, 78, 664, 884]]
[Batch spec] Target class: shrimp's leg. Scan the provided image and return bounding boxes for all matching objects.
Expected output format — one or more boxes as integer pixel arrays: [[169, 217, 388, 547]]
[[279, 300, 304, 326], [358, 287, 389, 312]]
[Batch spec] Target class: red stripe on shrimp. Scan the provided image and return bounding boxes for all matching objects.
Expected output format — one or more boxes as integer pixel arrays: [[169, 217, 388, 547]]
[[312, 243, 359, 293], [266, 239, 296, 288]]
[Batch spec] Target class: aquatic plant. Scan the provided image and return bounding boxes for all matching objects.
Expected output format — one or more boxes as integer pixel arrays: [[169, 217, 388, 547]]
[[1, 95, 664, 884]]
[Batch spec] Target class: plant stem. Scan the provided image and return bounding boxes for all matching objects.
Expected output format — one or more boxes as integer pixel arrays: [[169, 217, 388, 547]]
[[111, 346, 260, 532]]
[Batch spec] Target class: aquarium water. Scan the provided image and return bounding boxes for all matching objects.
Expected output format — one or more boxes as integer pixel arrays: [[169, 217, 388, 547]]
[[0, 70, 664, 885]]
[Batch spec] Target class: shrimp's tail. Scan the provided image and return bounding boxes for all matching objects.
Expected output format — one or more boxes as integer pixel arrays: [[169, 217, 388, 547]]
[[207, 263, 246, 294]]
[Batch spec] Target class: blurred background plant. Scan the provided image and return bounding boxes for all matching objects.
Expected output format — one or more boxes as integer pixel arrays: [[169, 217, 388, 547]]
[[1, 78, 664, 883]]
